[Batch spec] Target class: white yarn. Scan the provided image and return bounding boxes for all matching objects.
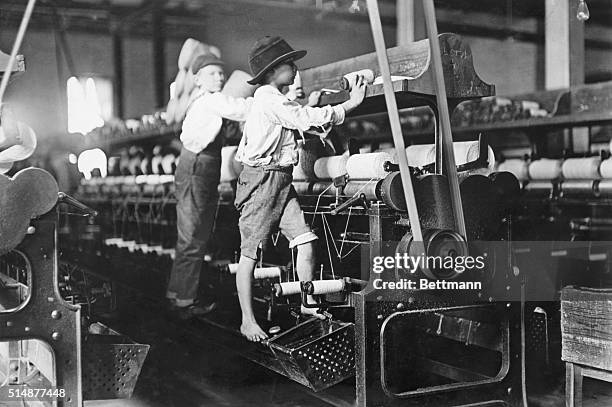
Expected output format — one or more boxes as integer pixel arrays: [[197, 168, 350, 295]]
[[346, 152, 395, 180], [528, 159, 563, 180], [314, 156, 348, 180]]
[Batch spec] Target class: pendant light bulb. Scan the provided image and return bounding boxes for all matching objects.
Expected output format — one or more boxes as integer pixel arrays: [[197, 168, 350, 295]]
[[577, 0, 590, 22]]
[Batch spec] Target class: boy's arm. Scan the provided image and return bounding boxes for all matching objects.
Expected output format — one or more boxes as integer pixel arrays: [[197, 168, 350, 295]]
[[272, 75, 367, 131], [208, 93, 253, 122]]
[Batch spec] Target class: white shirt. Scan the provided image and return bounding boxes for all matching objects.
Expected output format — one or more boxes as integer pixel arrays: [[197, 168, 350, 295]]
[[180, 90, 252, 154], [236, 85, 345, 167]]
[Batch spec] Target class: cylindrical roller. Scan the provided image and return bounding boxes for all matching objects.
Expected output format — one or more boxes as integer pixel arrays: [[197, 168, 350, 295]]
[[313, 156, 348, 179], [346, 152, 395, 180], [560, 180, 596, 197], [562, 157, 601, 179], [343, 180, 380, 201], [308, 279, 345, 295], [253, 267, 282, 280], [274, 281, 302, 296], [524, 181, 555, 196], [379, 171, 407, 211], [220, 146, 239, 182], [597, 180, 612, 197], [497, 159, 529, 181], [339, 69, 375, 90], [293, 139, 333, 181], [528, 159, 563, 180], [310, 182, 338, 196], [293, 182, 312, 195], [489, 171, 521, 205], [599, 158, 612, 179]]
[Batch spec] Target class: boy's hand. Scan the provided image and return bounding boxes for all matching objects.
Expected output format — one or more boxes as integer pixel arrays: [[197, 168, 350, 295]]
[[349, 74, 367, 106], [340, 74, 367, 114], [307, 90, 322, 107]]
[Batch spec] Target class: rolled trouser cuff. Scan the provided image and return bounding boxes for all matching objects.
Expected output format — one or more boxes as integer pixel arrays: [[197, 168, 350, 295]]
[[288, 231, 318, 249]]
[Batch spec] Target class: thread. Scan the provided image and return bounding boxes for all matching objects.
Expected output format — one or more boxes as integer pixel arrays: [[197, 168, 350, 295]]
[[313, 156, 348, 180], [346, 152, 395, 180], [275, 281, 302, 296], [339, 69, 375, 90], [497, 159, 529, 181], [220, 146, 240, 182], [599, 158, 612, 179], [528, 159, 563, 180], [310, 279, 345, 295], [561, 157, 601, 179], [253, 267, 282, 279]]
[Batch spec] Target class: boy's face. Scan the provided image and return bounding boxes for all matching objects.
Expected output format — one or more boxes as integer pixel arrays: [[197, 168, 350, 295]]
[[270, 61, 297, 86], [194, 64, 225, 93]]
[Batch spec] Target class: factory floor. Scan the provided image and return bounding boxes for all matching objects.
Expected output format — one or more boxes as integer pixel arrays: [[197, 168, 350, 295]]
[[82, 299, 612, 407]]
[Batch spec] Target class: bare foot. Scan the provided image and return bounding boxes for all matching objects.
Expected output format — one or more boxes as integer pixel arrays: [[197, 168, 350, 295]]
[[301, 305, 326, 319], [240, 319, 268, 342]]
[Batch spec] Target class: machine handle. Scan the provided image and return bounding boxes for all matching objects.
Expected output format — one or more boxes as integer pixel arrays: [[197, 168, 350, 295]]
[[330, 193, 367, 215], [58, 192, 98, 217]]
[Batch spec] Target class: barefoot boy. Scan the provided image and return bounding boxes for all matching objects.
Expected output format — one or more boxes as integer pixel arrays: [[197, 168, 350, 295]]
[[234, 36, 366, 341]]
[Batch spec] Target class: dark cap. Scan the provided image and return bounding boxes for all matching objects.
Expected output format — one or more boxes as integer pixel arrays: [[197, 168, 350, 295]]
[[191, 53, 225, 74]]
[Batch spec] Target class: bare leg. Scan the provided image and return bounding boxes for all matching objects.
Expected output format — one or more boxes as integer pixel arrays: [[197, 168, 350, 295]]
[[236, 255, 268, 341], [296, 242, 325, 319]]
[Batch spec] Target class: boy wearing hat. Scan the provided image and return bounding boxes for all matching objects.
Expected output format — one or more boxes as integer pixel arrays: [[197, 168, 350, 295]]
[[167, 53, 253, 319], [234, 36, 366, 341]]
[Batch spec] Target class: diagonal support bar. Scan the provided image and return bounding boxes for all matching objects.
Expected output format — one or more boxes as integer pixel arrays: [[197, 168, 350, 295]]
[[422, 0, 467, 238]]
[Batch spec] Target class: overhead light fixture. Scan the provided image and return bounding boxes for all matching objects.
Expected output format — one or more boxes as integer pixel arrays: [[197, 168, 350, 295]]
[[577, 0, 590, 21]]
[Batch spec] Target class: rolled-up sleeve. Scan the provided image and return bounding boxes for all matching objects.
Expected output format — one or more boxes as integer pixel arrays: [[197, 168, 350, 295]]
[[269, 97, 345, 132]]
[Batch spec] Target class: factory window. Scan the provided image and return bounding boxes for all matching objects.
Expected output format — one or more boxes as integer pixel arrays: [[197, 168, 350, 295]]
[[67, 76, 113, 135]]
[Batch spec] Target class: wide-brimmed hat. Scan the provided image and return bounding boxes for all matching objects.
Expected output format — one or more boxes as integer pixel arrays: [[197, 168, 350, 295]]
[[191, 53, 225, 74], [0, 121, 37, 174], [247, 36, 306, 85]]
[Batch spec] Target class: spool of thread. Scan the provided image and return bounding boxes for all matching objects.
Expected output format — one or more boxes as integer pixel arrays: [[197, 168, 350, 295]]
[[346, 152, 395, 180], [599, 158, 612, 179], [339, 69, 375, 90], [253, 267, 282, 280], [497, 159, 529, 181], [151, 154, 163, 175], [275, 281, 302, 296], [313, 156, 348, 180], [220, 146, 239, 182], [528, 159, 563, 180], [293, 139, 332, 181], [561, 157, 601, 179], [128, 157, 143, 176], [222, 70, 257, 98], [140, 156, 152, 175], [310, 182, 338, 196], [161, 154, 176, 175], [309, 279, 345, 295]]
